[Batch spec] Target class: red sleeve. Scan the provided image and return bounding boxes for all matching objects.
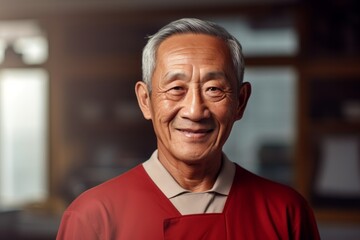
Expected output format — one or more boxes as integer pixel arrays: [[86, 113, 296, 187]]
[[291, 196, 321, 240], [56, 210, 101, 240]]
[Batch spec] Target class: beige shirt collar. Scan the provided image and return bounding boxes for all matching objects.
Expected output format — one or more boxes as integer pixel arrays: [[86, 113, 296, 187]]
[[143, 150, 235, 199]]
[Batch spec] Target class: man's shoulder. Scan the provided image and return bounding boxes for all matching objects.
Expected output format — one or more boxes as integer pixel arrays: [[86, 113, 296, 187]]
[[92, 164, 148, 192], [228, 164, 319, 239], [233, 164, 307, 205], [66, 164, 149, 211]]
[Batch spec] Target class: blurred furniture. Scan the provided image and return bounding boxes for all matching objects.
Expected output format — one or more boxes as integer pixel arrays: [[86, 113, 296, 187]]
[[296, 0, 360, 222], [0, 210, 60, 240]]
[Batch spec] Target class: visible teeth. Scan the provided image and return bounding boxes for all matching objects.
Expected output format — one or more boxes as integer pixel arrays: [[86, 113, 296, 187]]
[[182, 130, 208, 137], [184, 131, 203, 134]]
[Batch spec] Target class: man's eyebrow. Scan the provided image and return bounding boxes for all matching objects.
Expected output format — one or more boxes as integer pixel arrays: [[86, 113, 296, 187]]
[[203, 71, 227, 80], [163, 72, 187, 81]]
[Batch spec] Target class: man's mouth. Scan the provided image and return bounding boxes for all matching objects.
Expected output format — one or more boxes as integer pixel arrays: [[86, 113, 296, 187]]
[[177, 128, 213, 138]]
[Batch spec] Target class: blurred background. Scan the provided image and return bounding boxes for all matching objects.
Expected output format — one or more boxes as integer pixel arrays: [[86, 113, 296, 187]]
[[0, 0, 359, 239]]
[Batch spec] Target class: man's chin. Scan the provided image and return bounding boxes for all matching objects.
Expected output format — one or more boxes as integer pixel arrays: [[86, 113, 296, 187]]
[[172, 146, 213, 162]]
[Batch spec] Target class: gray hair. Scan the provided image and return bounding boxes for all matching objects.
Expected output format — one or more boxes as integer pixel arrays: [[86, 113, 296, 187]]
[[142, 18, 245, 90]]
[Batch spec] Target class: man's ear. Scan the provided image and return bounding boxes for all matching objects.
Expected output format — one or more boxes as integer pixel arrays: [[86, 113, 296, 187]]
[[235, 82, 251, 120], [135, 81, 152, 120]]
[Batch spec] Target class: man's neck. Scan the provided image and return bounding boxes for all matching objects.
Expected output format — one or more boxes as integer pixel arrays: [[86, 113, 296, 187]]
[[157, 149, 223, 192]]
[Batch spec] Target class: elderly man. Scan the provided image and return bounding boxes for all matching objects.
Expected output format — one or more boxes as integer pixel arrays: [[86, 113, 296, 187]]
[[56, 18, 320, 239]]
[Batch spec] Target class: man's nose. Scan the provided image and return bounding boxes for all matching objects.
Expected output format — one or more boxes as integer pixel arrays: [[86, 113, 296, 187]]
[[180, 87, 210, 121]]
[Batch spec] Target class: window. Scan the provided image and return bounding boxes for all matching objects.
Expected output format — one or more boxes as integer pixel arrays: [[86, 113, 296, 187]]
[[0, 21, 48, 209]]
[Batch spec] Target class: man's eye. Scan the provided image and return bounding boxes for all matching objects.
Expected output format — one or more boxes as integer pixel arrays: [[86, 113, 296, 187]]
[[206, 87, 223, 94], [168, 86, 185, 93], [208, 87, 221, 92], [172, 86, 183, 91], [205, 87, 225, 101], [165, 86, 186, 99]]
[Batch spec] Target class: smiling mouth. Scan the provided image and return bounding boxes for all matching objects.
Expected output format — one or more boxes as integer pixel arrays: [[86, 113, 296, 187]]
[[177, 128, 213, 138]]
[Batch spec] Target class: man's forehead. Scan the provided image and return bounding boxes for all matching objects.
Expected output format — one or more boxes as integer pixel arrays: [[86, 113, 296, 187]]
[[158, 33, 228, 53], [156, 34, 230, 65]]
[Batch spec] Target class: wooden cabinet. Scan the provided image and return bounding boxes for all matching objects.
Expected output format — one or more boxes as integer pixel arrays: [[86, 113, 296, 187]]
[[296, 0, 360, 222], [297, 58, 360, 222]]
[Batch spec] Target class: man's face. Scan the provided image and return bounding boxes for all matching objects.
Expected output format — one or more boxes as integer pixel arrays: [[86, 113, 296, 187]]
[[136, 33, 250, 163]]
